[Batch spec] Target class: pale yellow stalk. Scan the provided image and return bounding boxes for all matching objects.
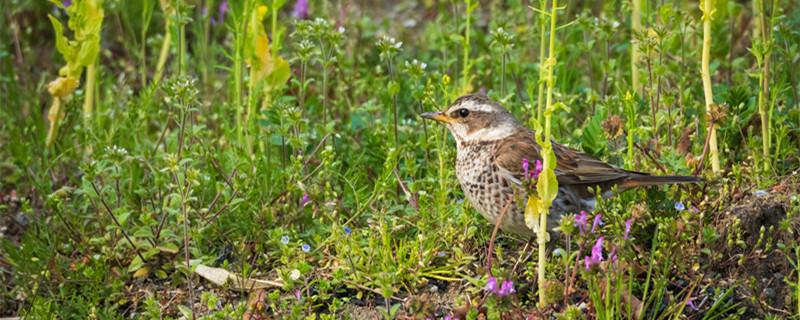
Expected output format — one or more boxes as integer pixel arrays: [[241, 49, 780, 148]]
[[701, 0, 720, 173], [631, 0, 641, 96]]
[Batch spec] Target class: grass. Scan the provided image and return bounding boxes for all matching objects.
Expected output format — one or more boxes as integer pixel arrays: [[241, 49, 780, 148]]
[[1, 0, 800, 319]]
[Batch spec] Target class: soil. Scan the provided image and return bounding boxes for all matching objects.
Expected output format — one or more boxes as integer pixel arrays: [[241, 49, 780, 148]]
[[708, 190, 799, 319]]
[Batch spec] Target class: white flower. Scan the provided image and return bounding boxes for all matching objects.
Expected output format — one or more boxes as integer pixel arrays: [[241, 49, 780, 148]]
[[339, 26, 345, 33], [290, 269, 301, 280]]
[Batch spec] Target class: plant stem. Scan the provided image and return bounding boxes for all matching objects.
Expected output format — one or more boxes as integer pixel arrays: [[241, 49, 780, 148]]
[[701, 0, 720, 173], [387, 60, 398, 148], [462, 0, 472, 95], [154, 22, 172, 85], [757, 0, 771, 172], [538, 0, 559, 308], [83, 62, 96, 127], [501, 53, 506, 97], [536, 0, 546, 124], [646, 55, 658, 142], [631, 0, 642, 97], [728, 12, 735, 86]]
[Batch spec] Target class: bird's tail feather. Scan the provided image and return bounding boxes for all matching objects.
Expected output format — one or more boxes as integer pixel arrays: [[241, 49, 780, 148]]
[[620, 175, 705, 189]]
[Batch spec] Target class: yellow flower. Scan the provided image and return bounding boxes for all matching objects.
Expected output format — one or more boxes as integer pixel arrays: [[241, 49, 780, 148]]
[[47, 76, 80, 99], [442, 74, 450, 86], [647, 28, 657, 38], [257, 5, 268, 19]]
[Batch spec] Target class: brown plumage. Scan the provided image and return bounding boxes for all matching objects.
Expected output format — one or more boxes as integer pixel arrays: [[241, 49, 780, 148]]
[[422, 94, 704, 237]]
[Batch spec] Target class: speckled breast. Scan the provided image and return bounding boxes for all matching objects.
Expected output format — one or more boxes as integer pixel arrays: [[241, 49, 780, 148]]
[[455, 141, 535, 236]]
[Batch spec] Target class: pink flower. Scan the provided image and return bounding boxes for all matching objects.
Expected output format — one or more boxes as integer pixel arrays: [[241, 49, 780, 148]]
[[686, 299, 698, 310], [295, 289, 302, 300], [211, 1, 229, 26], [292, 0, 308, 19], [584, 256, 591, 271], [522, 158, 530, 179], [498, 281, 516, 296], [591, 237, 604, 264], [624, 219, 632, 239], [484, 276, 498, 294], [591, 214, 604, 233], [534, 160, 542, 178], [575, 211, 588, 235]]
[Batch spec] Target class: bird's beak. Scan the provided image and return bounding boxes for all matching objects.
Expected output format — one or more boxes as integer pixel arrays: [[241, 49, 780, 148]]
[[421, 111, 455, 123]]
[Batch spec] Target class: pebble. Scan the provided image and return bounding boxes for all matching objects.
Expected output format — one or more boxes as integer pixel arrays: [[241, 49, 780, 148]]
[[774, 273, 784, 281], [764, 288, 775, 299], [754, 190, 768, 197]]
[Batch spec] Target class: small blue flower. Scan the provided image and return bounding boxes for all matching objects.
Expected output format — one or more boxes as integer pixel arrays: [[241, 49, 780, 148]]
[[343, 226, 352, 235], [553, 248, 562, 257], [301, 244, 310, 252], [457, 199, 464, 204], [281, 236, 289, 244], [674, 202, 685, 211], [438, 252, 446, 257]]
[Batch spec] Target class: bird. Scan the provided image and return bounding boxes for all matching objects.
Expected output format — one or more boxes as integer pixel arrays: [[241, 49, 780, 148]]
[[421, 94, 704, 237]]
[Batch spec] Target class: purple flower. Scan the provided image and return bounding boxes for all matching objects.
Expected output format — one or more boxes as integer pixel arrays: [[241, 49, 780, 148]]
[[575, 211, 588, 235], [484, 277, 499, 294], [210, 1, 229, 26], [591, 237, 604, 264], [584, 256, 591, 271], [301, 244, 310, 252], [534, 160, 543, 178], [343, 226, 351, 235], [624, 219, 632, 239], [674, 202, 685, 211], [610, 247, 618, 268], [591, 214, 604, 233], [52, 0, 72, 13], [686, 299, 698, 310], [523, 158, 530, 178], [498, 281, 516, 296], [301, 194, 309, 208], [438, 252, 446, 257], [292, 0, 308, 19], [295, 289, 302, 300]]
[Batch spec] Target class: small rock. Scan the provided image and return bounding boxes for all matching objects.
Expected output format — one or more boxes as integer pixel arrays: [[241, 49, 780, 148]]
[[754, 190, 769, 197], [764, 288, 775, 299], [352, 298, 366, 306], [428, 285, 438, 293], [774, 273, 784, 281]]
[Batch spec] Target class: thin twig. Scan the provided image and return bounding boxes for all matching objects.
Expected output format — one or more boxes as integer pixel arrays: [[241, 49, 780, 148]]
[[90, 181, 147, 263]]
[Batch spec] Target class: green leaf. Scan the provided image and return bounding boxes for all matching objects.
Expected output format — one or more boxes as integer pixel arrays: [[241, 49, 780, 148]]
[[581, 106, 607, 155], [48, 15, 75, 60]]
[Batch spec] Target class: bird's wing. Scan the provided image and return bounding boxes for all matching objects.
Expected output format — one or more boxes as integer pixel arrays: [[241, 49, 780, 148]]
[[493, 128, 638, 186]]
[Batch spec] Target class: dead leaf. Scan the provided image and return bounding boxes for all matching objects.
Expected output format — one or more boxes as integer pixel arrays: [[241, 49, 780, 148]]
[[194, 264, 283, 292]]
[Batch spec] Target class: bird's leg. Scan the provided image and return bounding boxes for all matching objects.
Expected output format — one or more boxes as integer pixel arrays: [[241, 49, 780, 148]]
[[510, 236, 536, 275], [545, 231, 559, 257], [486, 198, 514, 277]]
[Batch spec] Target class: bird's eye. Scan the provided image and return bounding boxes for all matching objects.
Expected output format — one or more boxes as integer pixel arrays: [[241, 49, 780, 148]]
[[458, 108, 470, 117]]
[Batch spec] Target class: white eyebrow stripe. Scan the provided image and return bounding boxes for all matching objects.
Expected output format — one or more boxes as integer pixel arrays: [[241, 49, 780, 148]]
[[466, 125, 514, 141]]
